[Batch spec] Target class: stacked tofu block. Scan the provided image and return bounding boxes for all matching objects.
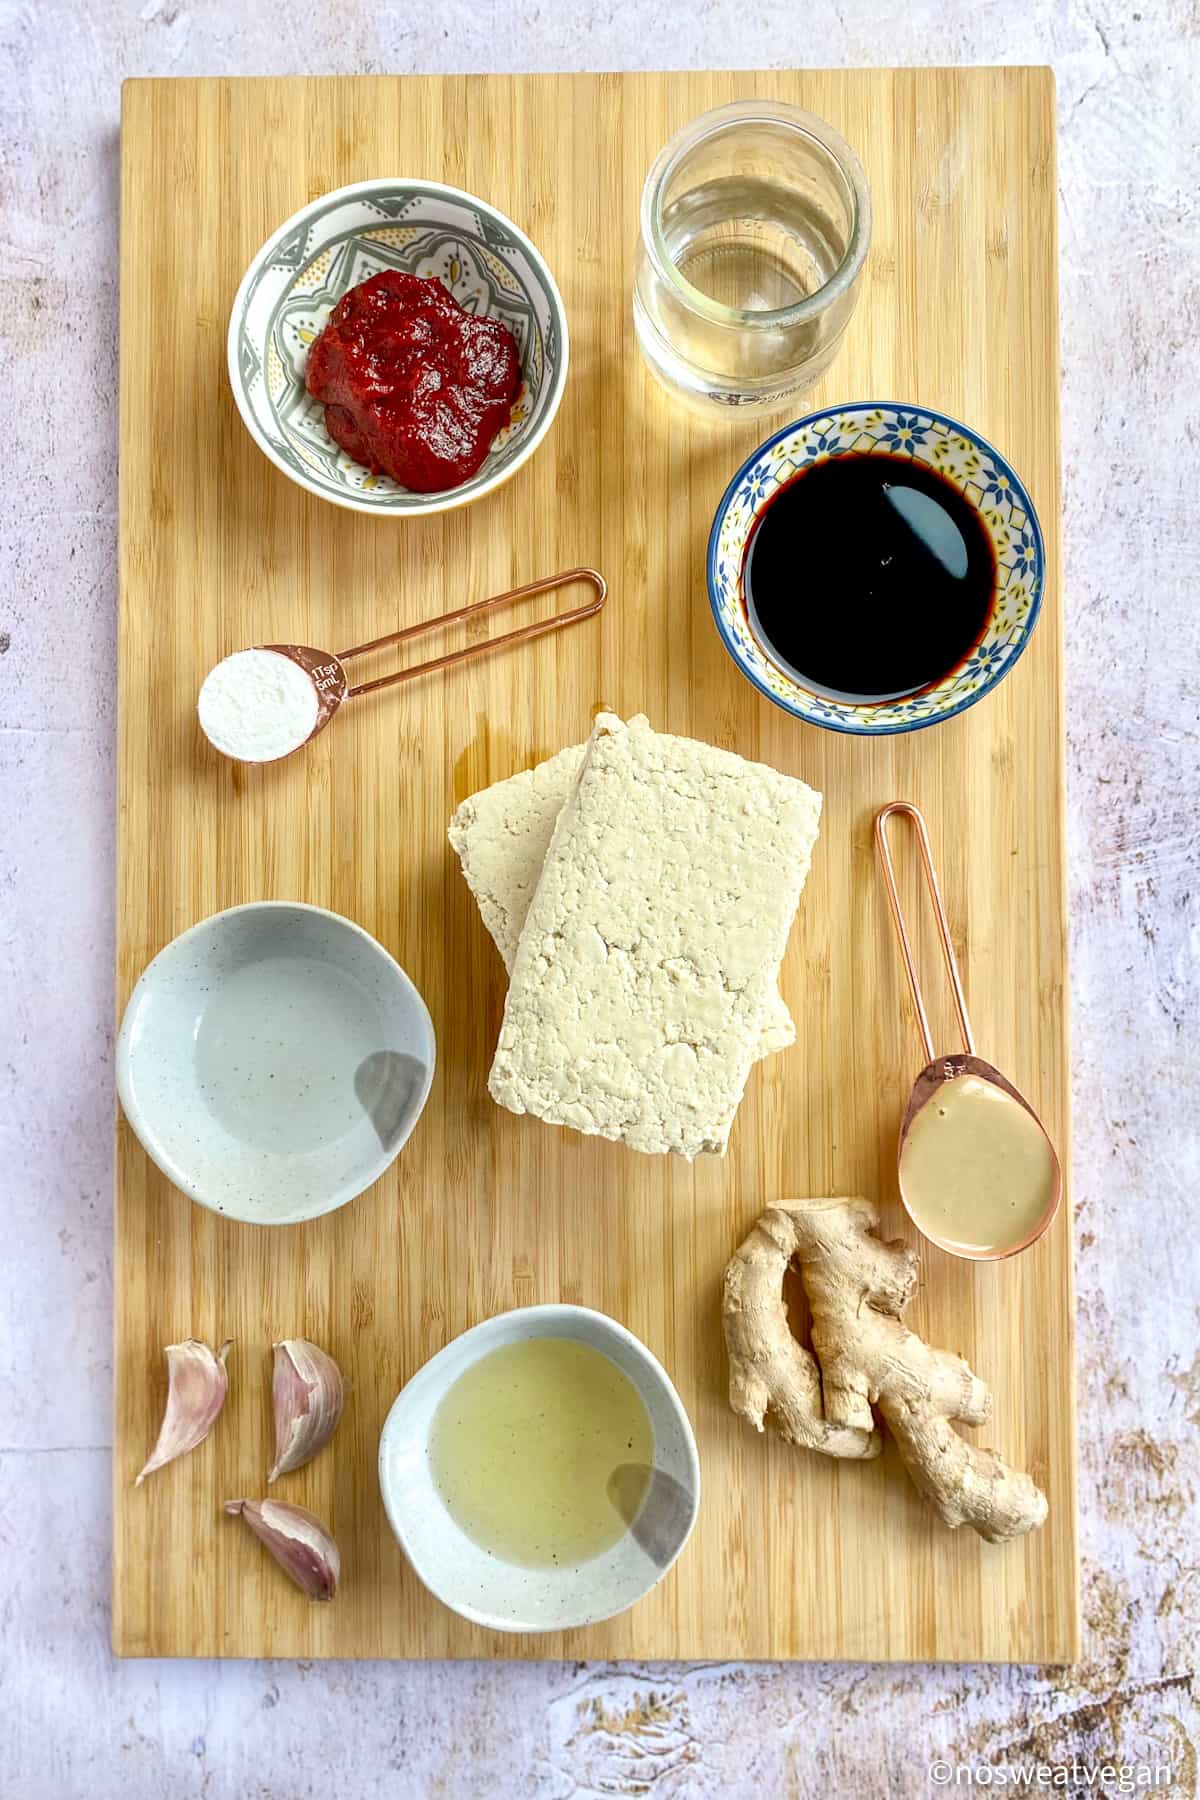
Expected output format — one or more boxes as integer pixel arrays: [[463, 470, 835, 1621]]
[[449, 712, 822, 1159]]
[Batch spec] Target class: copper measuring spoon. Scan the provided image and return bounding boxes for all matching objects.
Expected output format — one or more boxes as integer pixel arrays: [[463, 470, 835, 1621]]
[[875, 802, 1062, 1261], [258, 566, 606, 758]]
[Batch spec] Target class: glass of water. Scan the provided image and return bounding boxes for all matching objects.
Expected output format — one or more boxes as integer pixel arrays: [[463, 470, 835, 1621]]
[[633, 100, 871, 415]]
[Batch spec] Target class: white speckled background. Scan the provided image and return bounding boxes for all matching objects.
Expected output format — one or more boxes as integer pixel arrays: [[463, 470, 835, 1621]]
[[3, 2, 1198, 1794]]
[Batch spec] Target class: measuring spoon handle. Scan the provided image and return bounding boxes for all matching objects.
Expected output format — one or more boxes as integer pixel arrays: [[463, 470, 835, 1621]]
[[875, 801, 975, 1065], [337, 568, 606, 699]]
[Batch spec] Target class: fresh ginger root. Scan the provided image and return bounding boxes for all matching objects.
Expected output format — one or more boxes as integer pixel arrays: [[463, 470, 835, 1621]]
[[723, 1198, 1048, 1543]]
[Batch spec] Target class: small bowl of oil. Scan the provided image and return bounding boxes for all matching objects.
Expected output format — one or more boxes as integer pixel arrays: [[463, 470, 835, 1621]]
[[378, 1305, 700, 1634]]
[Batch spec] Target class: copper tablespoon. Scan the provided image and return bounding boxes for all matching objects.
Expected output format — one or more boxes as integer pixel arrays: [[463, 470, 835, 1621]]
[[875, 802, 1062, 1261], [259, 566, 607, 758]]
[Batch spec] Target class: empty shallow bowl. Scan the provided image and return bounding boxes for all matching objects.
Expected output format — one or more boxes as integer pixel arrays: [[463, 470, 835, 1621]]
[[227, 177, 569, 516], [378, 1305, 701, 1633], [116, 902, 435, 1226], [707, 402, 1045, 734]]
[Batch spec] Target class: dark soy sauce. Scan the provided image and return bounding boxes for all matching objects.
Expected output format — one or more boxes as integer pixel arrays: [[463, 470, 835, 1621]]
[[742, 453, 996, 702]]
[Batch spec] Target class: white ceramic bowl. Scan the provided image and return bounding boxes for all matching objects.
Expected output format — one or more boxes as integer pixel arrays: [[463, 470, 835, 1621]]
[[116, 903, 435, 1226], [378, 1305, 701, 1633], [227, 177, 569, 516]]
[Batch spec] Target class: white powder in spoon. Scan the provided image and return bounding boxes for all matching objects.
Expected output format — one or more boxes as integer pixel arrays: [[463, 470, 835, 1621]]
[[198, 648, 320, 762]]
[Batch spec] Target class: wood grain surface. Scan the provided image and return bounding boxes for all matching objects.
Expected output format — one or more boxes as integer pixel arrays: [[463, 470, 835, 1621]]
[[114, 68, 1076, 1661]]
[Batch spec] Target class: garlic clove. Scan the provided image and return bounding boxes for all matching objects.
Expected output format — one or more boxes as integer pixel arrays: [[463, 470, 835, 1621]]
[[224, 1499, 340, 1601], [268, 1338, 345, 1482], [135, 1338, 232, 1486]]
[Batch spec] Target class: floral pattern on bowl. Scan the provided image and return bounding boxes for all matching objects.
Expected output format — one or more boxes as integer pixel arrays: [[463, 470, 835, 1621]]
[[228, 180, 568, 516], [706, 404, 1046, 735]]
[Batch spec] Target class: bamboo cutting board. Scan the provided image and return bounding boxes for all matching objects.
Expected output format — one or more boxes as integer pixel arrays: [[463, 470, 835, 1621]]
[[114, 69, 1076, 1661]]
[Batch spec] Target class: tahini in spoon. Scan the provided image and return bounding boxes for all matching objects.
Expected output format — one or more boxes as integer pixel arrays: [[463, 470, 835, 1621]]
[[875, 802, 1062, 1262], [198, 568, 607, 765]]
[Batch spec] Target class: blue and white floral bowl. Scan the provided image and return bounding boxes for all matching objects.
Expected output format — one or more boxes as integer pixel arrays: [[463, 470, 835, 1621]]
[[707, 404, 1045, 734], [227, 179, 569, 516]]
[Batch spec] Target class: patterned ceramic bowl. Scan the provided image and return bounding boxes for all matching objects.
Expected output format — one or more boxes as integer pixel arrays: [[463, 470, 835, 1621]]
[[227, 178, 569, 516], [707, 403, 1045, 734]]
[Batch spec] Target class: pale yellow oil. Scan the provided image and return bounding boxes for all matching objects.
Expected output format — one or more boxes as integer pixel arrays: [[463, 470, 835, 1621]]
[[428, 1337, 654, 1568]]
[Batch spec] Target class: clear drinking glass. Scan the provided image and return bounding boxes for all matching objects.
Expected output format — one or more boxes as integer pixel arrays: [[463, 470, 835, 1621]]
[[633, 100, 871, 415]]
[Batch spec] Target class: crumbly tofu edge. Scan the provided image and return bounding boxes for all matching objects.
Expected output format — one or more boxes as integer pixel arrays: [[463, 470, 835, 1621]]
[[447, 740, 586, 969]]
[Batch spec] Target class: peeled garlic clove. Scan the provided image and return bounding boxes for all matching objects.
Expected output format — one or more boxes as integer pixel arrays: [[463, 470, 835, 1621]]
[[135, 1338, 232, 1486], [268, 1338, 345, 1482], [224, 1499, 339, 1601]]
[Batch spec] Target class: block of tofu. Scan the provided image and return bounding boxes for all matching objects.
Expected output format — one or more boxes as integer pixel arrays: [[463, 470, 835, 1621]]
[[449, 728, 797, 1058], [486, 713, 822, 1158]]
